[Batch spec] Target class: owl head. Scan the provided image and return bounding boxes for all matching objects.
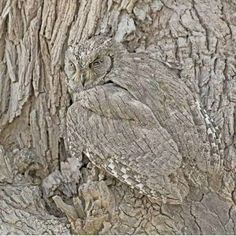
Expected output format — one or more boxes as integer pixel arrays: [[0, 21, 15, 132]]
[[65, 36, 124, 93]]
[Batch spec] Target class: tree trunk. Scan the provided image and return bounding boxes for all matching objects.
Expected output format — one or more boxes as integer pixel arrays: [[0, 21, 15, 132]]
[[0, 0, 236, 234]]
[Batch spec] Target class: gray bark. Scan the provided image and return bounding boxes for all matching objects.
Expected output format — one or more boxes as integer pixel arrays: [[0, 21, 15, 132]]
[[0, 0, 236, 234]]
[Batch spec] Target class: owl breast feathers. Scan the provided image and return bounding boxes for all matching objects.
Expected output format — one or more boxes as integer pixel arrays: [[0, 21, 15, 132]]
[[65, 36, 222, 204]]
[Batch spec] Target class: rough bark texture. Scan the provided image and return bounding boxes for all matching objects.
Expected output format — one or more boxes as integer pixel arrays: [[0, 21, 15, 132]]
[[0, 0, 236, 234]]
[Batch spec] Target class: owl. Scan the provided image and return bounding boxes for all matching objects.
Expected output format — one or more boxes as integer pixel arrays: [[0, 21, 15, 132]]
[[65, 36, 222, 204]]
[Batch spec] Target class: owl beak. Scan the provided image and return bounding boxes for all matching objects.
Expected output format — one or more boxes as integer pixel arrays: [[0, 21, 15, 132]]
[[75, 69, 86, 88], [80, 73, 86, 87]]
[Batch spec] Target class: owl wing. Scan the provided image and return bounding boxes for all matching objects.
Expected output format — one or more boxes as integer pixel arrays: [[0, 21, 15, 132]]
[[67, 84, 188, 203]]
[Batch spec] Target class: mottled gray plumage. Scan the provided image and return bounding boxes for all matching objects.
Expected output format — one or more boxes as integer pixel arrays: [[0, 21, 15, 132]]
[[65, 36, 222, 204]]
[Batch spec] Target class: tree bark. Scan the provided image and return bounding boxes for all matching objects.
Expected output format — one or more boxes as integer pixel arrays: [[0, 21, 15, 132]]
[[0, 0, 236, 234]]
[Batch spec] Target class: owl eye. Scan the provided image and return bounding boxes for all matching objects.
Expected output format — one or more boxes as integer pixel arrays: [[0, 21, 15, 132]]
[[90, 57, 104, 68], [69, 61, 75, 69], [65, 60, 76, 78], [66, 61, 76, 72], [89, 55, 112, 78]]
